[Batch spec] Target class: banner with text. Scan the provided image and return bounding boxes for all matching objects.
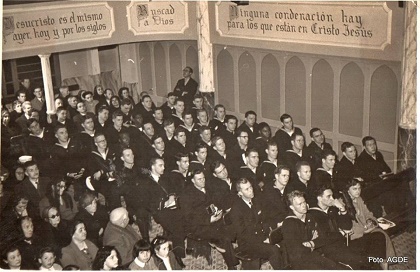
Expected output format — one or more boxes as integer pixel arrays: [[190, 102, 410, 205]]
[[127, 1, 189, 35], [216, 2, 392, 49], [3, 2, 115, 52]]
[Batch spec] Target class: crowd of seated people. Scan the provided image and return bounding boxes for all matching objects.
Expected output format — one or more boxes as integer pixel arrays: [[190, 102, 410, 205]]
[[0, 73, 414, 270]]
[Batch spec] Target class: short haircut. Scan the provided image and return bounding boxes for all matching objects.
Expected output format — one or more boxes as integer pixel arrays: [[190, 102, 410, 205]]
[[314, 184, 333, 198], [214, 104, 225, 112], [245, 148, 258, 157], [291, 132, 303, 141], [94, 132, 106, 141], [309, 128, 321, 138], [174, 152, 188, 162], [182, 111, 193, 119], [97, 105, 109, 114], [142, 94, 151, 101], [266, 139, 277, 149], [341, 142, 355, 152], [38, 246, 55, 259], [119, 147, 132, 158], [16, 89, 26, 98], [274, 165, 290, 175], [362, 136, 376, 146], [153, 107, 163, 114], [112, 110, 124, 120], [321, 149, 336, 160], [280, 113, 292, 123], [23, 160, 37, 170], [69, 219, 85, 238], [175, 98, 185, 105], [198, 125, 210, 134], [81, 114, 94, 125], [149, 157, 163, 169], [12, 100, 21, 109], [258, 122, 270, 131], [142, 120, 153, 129], [133, 239, 152, 259], [121, 98, 132, 106], [194, 142, 207, 153], [185, 66, 193, 73], [225, 114, 238, 123], [174, 126, 187, 137], [53, 123, 67, 134], [163, 118, 174, 127], [210, 160, 224, 174], [191, 169, 204, 178], [245, 110, 256, 118], [235, 127, 247, 138], [287, 190, 305, 206], [196, 109, 207, 117], [26, 117, 39, 128], [167, 92, 176, 98], [56, 106, 66, 114], [78, 192, 97, 209], [295, 160, 311, 173], [235, 177, 250, 192], [211, 136, 223, 146], [22, 101, 31, 108], [66, 95, 77, 103], [193, 94, 203, 100], [151, 134, 163, 145]]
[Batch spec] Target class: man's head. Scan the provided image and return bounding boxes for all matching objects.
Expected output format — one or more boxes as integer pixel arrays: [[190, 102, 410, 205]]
[[211, 136, 226, 153], [94, 133, 108, 150], [310, 128, 325, 146], [67, 95, 78, 109], [199, 126, 211, 143], [142, 95, 153, 111], [174, 127, 187, 145], [174, 99, 185, 115], [120, 148, 134, 165], [16, 90, 27, 103], [291, 133, 305, 152], [175, 153, 189, 172], [321, 149, 336, 171], [163, 119, 175, 135], [287, 190, 307, 216], [197, 109, 208, 124], [109, 207, 129, 228], [120, 99, 132, 114], [362, 136, 377, 156], [266, 140, 278, 160], [182, 112, 194, 127], [142, 122, 155, 138], [82, 91, 94, 103], [191, 169, 205, 189], [153, 107, 164, 121], [296, 161, 311, 182], [152, 135, 165, 152], [54, 125, 69, 143], [119, 132, 131, 147], [97, 106, 110, 122], [225, 115, 238, 132], [214, 104, 226, 120], [112, 110, 124, 128], [24, 160, 39, 180], [236, 129, 249, 147], [245, 148, 259, 168], [167, 92, 177, 106], [27, 118, 42, 135], [244, 111, 257, 127], [280, 113, 293, 130], [33, 87, 43, 98], [274, 165, 290, 188], [30, 110, 39, 121], [211, 161, 228, 180], [56, 107, 67, 122], [59, 86, 70, 98], [21, 78, 30, 89], [150, 157, 165, 175], [341, 142, 357, 161], [105, 88, 114, 100], [193, 95, 203, 109], [194, 143, 208, 162], [315, 185, 334, 208], [183, 66, 193, 78], [236, 178, 254, 200]]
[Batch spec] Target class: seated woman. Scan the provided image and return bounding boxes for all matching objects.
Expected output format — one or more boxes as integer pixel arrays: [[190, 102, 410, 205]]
[[2, 165, 26, 193], [92, 246, 121, 270], [60, 220, 98, 270], [39, 179, 78, 223], [74, 192, 108, 247], [151, 236, 181, 270], [343, 178, 396, 270], [15, 216, 45, 269], [1, 245, 35, 270], [39, 206, 71, 258]]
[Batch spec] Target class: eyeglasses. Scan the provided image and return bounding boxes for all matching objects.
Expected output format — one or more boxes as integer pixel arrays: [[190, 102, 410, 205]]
[[49, 214, 60, 219]]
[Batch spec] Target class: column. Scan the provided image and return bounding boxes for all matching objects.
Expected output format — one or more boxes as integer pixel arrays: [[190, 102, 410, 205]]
[[196, 1, 215, 113], [38, 54, 55, 114], [397, 1, 416, 173]]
